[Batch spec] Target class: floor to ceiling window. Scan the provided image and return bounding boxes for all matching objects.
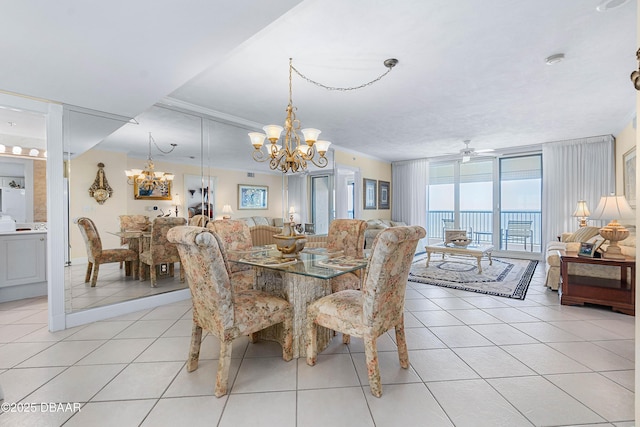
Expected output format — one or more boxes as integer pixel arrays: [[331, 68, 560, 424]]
[[427, 153, 542, 255], [311, 175, 331, 235]]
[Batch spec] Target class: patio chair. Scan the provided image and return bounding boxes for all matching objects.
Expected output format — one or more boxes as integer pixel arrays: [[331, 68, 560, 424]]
[[503, 220, 533, 251]]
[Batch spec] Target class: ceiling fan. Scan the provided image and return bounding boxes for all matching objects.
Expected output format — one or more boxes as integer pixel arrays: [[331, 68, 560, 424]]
[[459, 140, 495, 163]]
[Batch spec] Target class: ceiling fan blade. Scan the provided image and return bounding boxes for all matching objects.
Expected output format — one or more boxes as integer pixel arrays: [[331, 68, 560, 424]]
[[475, 148, 495, 153]]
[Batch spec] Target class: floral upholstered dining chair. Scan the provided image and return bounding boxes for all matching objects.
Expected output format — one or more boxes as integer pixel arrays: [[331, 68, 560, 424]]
[[139, 216, 186, 287], [188, 214, 209, 227], [326, 219, 367, 293], [117, 214, 150, 269], [167, 226, 293, 397], [207, 219, 255, 292], [306, 225, 426, 397], [76, 217, 139, 287]]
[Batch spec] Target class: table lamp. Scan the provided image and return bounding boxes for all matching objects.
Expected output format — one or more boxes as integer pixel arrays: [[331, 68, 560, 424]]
[[589, 195, 634, 259], [221, 204, 233, 219], [571, 200, 590, 228], [173, 194, 181, 217]]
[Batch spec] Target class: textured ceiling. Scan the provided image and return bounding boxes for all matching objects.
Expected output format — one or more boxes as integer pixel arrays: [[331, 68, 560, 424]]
[[0, 0, 636, 171]]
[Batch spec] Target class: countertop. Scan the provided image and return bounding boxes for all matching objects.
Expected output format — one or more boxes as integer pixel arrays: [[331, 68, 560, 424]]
[[0, 230, 47, 236]]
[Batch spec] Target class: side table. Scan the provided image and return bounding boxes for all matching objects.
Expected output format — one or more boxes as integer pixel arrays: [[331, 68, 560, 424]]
[[560, 254, 635, 315]]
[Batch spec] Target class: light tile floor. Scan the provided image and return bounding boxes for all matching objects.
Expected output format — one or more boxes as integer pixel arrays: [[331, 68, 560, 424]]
[[0, 263, 635, 426]]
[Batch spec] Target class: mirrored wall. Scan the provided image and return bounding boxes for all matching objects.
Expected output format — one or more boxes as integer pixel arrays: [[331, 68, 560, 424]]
[[63, 104, 290, 313]]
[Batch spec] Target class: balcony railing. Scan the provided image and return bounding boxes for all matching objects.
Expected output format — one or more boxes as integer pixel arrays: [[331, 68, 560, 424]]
[[428, 210, 542, 250]]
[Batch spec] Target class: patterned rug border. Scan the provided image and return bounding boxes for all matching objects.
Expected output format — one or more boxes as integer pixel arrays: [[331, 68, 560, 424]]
[[408, 254, 538, 300]]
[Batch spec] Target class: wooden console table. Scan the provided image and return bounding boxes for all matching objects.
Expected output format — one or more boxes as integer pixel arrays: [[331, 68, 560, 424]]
[[560, 254, 635, 315]]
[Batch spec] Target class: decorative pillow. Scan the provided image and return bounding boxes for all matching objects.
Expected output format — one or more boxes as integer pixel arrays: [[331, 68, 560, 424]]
[[391, 221, 407, 227], [238, 217, 255, 227], [366, 219, 385, 229], [564, 226, 600, 243], [273, 218, 284, 227], [618, 232, 636, 248], [252, 216, 270, 226]]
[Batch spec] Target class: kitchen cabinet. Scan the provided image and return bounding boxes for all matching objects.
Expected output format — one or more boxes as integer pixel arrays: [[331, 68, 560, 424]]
[[0, 231, 47, 302]]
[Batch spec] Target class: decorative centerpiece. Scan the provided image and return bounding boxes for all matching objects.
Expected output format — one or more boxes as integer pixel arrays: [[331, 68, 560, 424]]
[[273, 234, 307, 258], [450, 238, 471, 247]]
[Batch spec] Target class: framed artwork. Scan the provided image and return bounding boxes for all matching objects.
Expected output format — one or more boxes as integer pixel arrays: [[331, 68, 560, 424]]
[[363, 178, 377, 210], [578, 242, 596, 257], [378, 180, 390, 209], [133, 178, 172, 200], [184, 174, 217, 218], [623, 146, 636, 208], [238, 184, 268, 210]]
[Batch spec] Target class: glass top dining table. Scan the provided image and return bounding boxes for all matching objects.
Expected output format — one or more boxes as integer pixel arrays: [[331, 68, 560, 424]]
[[226, 245, 369, 279]]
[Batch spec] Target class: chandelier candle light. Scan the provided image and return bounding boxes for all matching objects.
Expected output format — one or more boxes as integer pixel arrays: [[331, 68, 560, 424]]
[[125, 132, 176, 192], [589, 194, 634, 259], [249, 57, 398, 174]]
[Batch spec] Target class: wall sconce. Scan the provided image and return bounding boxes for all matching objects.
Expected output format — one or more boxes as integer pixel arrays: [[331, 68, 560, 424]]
[[631, 48, 640, 90]]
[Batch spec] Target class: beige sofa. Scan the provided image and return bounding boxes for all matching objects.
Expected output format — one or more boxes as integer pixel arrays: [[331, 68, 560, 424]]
[[364, 219, 407, 248], [545, 225, 636, 290]]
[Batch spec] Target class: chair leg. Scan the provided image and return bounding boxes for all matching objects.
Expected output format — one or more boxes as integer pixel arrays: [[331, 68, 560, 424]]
[[342, 333, 351, 344], [306, 315, 318, 366], [91, 263, 100, 287], [119, 261, 123, 269], [179, 262, 185, 283], [139, 260, 145, 281], [85, 262, 93, 283], [169, 263, 175, 277], [281, 311, 293, 362], [150, 263, 157, 287], [364, 334, 382, 397], [214, 339, 233, 397], [132, 260, 138, 280], [395, 318, 409, 369], [124, 261, 131, 276], [186, 323, 203, 372]]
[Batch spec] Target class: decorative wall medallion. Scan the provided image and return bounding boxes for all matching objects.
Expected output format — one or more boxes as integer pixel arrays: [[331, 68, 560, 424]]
[[89, 162, 113, 204]]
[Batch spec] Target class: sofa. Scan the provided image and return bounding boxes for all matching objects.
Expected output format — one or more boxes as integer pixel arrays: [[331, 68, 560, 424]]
[[237, 216, 284, 228], [544, 225, 636, 290], [364, 219, 408, 248]]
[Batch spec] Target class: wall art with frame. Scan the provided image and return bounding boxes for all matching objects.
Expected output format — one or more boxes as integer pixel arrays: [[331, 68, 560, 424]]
[[238, 184, 268, 210], [623, 146, 636, 208], [378, 180, 390, 210], [363, 178, 377, 210], [133, 179, 172, 200]]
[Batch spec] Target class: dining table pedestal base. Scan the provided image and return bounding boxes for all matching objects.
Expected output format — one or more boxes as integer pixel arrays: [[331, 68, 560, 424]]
[[254, 268, 332, 358]]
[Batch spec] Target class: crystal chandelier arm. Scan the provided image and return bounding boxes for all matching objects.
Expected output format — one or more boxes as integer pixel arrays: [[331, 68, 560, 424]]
[[290, 58, 398, 92]]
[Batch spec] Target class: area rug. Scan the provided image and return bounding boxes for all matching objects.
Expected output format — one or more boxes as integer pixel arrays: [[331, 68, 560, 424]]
[[408, 254, 537, 300]]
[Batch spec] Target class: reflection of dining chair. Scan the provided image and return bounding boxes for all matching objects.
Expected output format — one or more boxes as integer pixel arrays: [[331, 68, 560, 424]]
[[188, 214, 209, 227], [326, 219, 367, 293], [207, 219, 255, 292], [503, 220, 533, 251], [76, 217, 138, 287], [118, 215, 150, 270], [139, 217, 186, 287], [167, 226, 293, 397], [306, 225, 426, 397]]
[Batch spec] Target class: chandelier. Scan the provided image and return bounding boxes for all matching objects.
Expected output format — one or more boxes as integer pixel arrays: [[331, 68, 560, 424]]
[[249, 57, 398, 173], [125, 132, 176, 191]]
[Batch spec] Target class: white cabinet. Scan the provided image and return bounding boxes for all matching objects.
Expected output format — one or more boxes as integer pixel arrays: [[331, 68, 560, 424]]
[[0, 232, 47, 288], [0, 176, 25, 188]]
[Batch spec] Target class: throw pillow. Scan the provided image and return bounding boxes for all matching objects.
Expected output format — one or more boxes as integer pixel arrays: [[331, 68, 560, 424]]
[[564, 226, 600, 243], [252, 216, 270, 226], [273, 218, 284, 227], [391, 221, 407, 227]]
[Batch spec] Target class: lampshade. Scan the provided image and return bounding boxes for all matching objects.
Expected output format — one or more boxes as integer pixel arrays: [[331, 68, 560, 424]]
[[222, 204, 233, 219], [589, 195, 634, 221], [572, 200, 590, 218]]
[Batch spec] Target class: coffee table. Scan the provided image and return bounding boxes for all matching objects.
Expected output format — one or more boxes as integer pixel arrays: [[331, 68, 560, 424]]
[[425, 243, 494, 273]]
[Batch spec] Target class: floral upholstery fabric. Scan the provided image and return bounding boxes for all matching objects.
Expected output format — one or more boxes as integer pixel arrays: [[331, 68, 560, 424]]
[[326, 219, 367, 293], [139, 217, 186, 287], [188, 214, 209, 227], [207, 220, 255, 291], [77, 217, 139, 287], [118, 214, 150, 246], [167, 226, 293, 397], [306, 225, 426, 397]]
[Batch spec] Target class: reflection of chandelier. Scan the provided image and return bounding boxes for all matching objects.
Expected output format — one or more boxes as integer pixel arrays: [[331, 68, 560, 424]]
[[125, 132, 176, 191], [248, 59, 331, 174]]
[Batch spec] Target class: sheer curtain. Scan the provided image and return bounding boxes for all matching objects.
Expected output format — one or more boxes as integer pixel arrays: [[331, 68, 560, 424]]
[[542, 135, 614, 246], [392, 158, 429, 251], [287, 174, 308, 224]]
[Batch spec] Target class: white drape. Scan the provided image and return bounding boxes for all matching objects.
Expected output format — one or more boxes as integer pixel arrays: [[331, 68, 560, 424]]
[[334, 164, 361, 219], [287, 174, 308, 224], [391, 158, 429, 251], [542, 135, 615, 246]]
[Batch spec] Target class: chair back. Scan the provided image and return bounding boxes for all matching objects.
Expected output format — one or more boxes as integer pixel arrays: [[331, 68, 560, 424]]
[[119, 215, 150, 245], [148, 217, 187, 260], [362, 226, 426, 332], [507, 220, 532, 237], [208, 220, 253, 273], [189, 214, 209, 227], [167, 226, 234, 333], [326, 219, 367, 258], [442, 218, 455, 229], [77, 217, 102, 261]]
